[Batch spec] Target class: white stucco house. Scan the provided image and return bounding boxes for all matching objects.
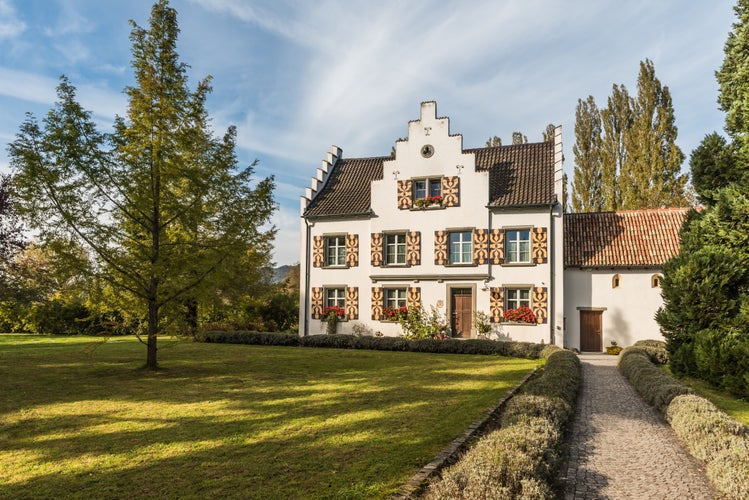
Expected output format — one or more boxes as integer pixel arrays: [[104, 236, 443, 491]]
[[298, 102, 686, 351]]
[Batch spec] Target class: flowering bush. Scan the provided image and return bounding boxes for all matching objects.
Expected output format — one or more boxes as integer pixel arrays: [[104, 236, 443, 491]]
[[503, 306, 536, 324], [414, 195, 443, 208], [399, 305, 447, 339], [383, 306, 408, 321]]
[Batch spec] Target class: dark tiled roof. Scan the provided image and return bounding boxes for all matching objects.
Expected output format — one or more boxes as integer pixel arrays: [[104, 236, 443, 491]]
[[303, 156, 385, 218], [564, 208, 689, 268], [469, 141, 556, 207]]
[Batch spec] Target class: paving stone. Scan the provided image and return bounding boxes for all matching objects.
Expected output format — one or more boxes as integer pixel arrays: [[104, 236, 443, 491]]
[[560, 353, 718, 499]]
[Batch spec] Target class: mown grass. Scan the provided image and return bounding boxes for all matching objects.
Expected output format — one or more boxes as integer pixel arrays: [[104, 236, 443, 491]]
[[0, 335, 536, 499], [666, 369, 749, 427]]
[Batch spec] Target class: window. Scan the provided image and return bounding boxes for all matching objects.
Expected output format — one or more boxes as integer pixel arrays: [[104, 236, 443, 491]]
[[506, 288, 531, 309], [651, 274, 661, 288], [506, 229, 531, 264], [413, 178, 442, 201], [385, 233, 407, 265], [325, 288, 346, 308], [612, 274, 621, 288], [385, 288, 407, 309], [449, 231, 473, 265], [326, 236, 346, 266]]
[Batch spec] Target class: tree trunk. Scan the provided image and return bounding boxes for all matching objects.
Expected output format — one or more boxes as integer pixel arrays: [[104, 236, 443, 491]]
[[146, 284, 159, 370]]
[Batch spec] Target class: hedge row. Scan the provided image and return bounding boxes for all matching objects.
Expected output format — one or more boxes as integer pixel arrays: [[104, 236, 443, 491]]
[[200, 331, 547, 358], [425, 347, 581, 499], [619, 346, 749, 498]]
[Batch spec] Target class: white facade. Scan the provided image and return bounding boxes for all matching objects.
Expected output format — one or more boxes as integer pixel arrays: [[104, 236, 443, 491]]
[[564, 269, 665, 350]]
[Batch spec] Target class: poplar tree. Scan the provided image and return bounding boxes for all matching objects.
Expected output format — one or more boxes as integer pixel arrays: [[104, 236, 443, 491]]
[[621, 59, 686, 209], [8, 0, 276, 369], [485, 136, 502, 147], [599, 84, 631, 211], [571, 96, 603, 212], [572, 59, 688, 212]]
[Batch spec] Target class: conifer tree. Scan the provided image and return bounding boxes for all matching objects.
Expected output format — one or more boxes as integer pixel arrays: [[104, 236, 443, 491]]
[[9, 0, 276, 369], [571, 96, 603, 212]]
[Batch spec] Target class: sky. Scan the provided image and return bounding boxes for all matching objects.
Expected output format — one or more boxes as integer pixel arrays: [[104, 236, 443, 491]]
[[0, 0, 738, 266]]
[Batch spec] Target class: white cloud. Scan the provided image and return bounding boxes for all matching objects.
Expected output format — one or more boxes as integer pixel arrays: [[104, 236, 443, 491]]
[[269, 204, 301, 265], [0, 0, 25, 39]]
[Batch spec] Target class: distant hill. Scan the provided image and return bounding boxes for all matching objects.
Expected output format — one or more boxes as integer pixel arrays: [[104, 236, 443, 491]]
[[272, 265, 294, 284]]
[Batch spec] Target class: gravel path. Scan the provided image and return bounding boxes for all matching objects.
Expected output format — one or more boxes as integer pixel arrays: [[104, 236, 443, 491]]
[[561, 353, 718, 499]]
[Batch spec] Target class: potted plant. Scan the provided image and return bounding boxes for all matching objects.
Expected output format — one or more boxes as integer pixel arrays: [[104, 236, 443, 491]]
[[606, 340, 622, 355], [323, 305, 345, 334]]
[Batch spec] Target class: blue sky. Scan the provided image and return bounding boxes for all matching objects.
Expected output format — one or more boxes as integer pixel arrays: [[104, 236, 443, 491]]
[[0, 0, 737, 265]]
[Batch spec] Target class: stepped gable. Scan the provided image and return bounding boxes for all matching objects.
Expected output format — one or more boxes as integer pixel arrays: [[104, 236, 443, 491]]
[[470, 141, 556, 207], [564, 207, 689, 268], [303, 156, 386, 218]]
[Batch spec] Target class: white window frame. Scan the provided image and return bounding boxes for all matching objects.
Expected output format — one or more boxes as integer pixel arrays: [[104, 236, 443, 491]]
[[413, 178, 442, 201], [506, 288, 531, 310], [505, 229, 531, 264], [384, 233, 407, 266], [449, 231, 473, 265], [325, 288, 346, 309], [325, 235, 346, 267], [385, 288, 408, 309]]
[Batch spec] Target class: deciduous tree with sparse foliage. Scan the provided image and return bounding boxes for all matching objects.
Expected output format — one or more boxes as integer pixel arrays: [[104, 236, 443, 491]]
[[8, 0, 276, 369]]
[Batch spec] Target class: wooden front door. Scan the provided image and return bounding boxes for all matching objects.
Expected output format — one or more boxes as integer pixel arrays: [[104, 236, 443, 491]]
[[450, 288, 473, 338], [580, 310, 603, 352]]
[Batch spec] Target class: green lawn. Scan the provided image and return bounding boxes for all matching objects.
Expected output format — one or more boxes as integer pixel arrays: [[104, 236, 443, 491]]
[[0, 335, 536, 499]]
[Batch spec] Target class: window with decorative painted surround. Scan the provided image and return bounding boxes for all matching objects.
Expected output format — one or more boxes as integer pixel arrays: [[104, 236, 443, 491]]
[[489, 286, 548, 325], [310, 286, 360, 320], [397, 176, 460, 209], [312, 234, 359, 268]]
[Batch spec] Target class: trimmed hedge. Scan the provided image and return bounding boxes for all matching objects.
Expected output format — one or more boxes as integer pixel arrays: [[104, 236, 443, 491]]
[[425, 347, 580, 499], [632, 339, 670, 364], [201, 332, 547, 358], [619, 346, 749, 498]]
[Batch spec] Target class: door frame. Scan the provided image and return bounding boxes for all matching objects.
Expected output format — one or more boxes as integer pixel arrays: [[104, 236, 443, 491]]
[[579, 308, 604, 352], [447, 284, 476, 338]]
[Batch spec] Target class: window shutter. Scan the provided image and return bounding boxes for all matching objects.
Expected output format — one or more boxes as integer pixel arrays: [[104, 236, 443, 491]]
[[434, 230, 448, 265], [407, 231, 421, 266], [345, 234, 359, 267], [312, 236, 324, 268], [473, 229, 489, 265], [346, 287, 359, 320], [407, 287, 421, 309], [370, 233, 383, 267], [489, 287, 504, 323], [442, 176, 460, 207], [371, 287, 384, 320], [397, 179, 413, 209], [532, 286, 548, 324], [531, 227, 548, 264], [311, 287, 324, 319], [489, 229, 504, 265]]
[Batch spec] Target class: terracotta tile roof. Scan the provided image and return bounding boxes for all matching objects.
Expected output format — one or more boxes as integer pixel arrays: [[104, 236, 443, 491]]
[[469, 141, 556, 207], [303, 156, 385, 218], [564, 208, 689, 268]]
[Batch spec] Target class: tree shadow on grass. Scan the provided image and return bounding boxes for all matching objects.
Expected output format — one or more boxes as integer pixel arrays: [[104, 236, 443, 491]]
[[1, 342, 536, 498]]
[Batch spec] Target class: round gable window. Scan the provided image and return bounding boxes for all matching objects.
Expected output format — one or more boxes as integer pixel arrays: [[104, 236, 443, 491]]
[[421, 144, 434, 158]]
